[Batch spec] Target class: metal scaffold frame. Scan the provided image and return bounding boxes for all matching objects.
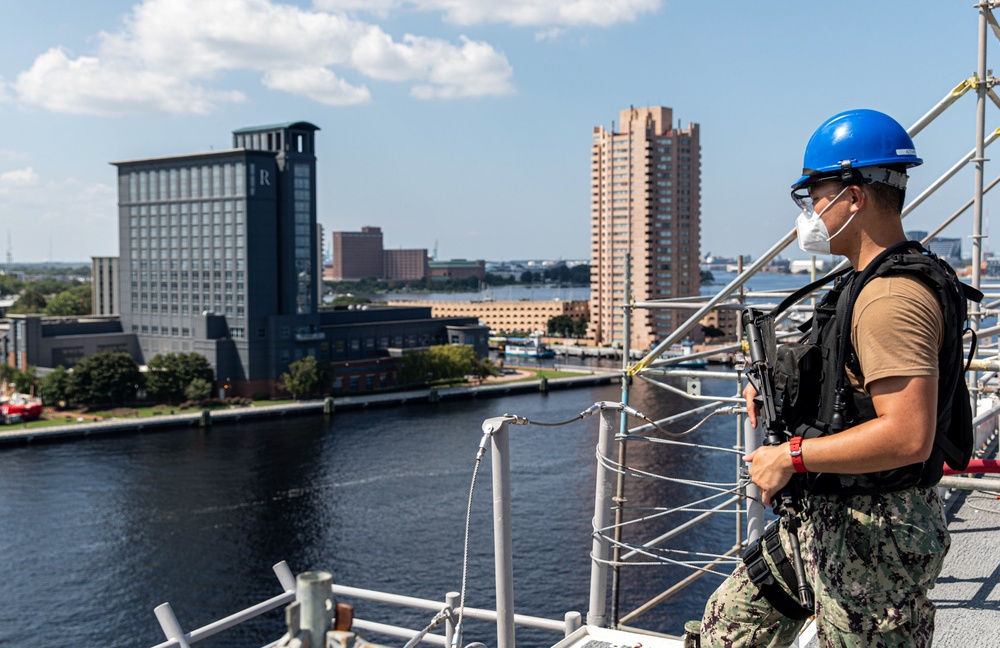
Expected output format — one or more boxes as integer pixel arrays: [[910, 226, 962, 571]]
[[588, 1, 1000, 632]]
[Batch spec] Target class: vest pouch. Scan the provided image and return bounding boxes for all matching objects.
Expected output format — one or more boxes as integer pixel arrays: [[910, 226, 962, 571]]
[[773, 342, 821, 429]]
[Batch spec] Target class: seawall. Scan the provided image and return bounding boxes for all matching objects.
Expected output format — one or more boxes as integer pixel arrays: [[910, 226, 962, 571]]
[[0, 371, 619, 447]]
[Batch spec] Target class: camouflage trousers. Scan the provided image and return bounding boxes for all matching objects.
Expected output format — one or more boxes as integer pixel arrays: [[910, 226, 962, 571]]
[[700, 486, 950, 647]]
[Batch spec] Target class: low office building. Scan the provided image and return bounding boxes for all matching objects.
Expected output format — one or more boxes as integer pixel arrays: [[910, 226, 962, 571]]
[[317, 304, 488, 393], [427, 259, 485, 281], [1, 307, 488, 396], [384, 248, 429, 281], [2, 314, 139, 371], [387, 299, 588, 335]]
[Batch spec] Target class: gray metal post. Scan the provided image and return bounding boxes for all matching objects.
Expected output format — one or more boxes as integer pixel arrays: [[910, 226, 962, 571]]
[[154, 603, 191, 648], [445, 591, 460, 647], [587, 408, 616, 626], [972, 2, 988, 413], [297, 571, 333, 644], [564, 611, 583, 636], [743, 419, 765, 544], [490, 418, 516, 647]]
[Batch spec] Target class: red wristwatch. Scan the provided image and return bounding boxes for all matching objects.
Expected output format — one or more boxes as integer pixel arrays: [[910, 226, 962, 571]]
[[789, 436, 808, 473]]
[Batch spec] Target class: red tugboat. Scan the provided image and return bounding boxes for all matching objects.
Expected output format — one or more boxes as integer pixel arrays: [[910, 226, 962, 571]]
[[1, 381, 43, 424]]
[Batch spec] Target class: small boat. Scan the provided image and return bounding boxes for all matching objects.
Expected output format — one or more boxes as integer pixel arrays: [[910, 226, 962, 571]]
[[1, 382, 43, 424], [503, 334, 556, 358]]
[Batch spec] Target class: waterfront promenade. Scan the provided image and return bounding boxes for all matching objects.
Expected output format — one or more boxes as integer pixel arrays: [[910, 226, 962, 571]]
[[0, 366, 619, 446]]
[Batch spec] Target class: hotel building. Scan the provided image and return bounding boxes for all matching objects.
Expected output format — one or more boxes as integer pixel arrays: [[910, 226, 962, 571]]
[[589, 106, 702, 350], [112, 122, 322, 393]]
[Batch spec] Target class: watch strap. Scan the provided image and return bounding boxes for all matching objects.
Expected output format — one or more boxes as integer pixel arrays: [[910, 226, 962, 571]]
[[789, 436, 808, 473]]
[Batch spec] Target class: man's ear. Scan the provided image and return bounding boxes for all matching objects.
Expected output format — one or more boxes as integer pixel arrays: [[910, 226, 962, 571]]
[[850, 184, 866, 209]]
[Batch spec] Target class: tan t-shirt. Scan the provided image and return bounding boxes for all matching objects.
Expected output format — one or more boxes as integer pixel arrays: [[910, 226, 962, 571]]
[[848, 274, 943, 393]]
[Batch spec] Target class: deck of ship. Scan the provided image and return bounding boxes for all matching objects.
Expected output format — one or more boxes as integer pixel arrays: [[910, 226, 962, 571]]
[[932, 475, 1000, 647]]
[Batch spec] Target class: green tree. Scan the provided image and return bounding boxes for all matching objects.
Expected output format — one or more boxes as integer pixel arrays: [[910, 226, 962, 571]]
[[0, 274, 24, 295], [7, 287, 47, 314], [400, 345, 480, 385], [280, 355, 321, 399], [68, 351, 142, 406], [0, 364, 37, 395], [472, 356, 500, 384], [547, 315, 587, 338], [39, 366, 72, 408], [45, 284, 92, 316], [30, 277, 77, 296], [184, 377, 213, 403], [146, 352, 215, 403], [331, 295, 373, 307]]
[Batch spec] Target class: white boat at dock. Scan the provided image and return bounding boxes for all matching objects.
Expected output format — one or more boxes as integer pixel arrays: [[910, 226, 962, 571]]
[[500, 334, 556, 359]]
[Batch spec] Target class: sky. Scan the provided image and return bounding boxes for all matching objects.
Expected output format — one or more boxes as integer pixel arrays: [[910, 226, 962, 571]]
[[0, 1, 993, 264]]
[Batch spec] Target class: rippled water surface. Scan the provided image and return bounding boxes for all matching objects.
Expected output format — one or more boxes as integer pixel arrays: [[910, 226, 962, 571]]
[[0, 372, 742, 647]]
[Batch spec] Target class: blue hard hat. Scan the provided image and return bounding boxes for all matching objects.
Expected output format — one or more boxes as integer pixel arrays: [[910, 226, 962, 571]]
[[791, 109, 922, 190]]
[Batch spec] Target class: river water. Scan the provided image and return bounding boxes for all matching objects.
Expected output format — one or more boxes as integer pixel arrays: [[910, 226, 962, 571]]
[[0, 272, 814, 648], [0, 378, 751, 648]]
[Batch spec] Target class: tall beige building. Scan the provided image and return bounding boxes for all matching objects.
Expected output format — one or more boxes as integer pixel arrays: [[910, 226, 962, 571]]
[[589, 106, 701, 350], [91, 256, 119, 316]]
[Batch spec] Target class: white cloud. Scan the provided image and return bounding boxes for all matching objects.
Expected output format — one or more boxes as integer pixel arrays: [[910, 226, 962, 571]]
[[12, 0, 514, 116], [262, 67, 371, 106], [15, 47, 245, 116], [315, 0, 662, 27], [409, 36, 516, 99], [0, 167, 40, 193], [535, 27, 566, 42]]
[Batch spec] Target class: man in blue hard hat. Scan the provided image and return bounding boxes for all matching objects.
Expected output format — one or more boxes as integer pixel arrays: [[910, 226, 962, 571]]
[[700, 109, 970, 647]]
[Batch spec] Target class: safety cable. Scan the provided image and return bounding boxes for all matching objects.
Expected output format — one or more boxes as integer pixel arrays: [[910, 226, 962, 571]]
[[449, 440, 488, 648], [511, 400, 741, 440], [592, 541, 740, 575], [402, 607, 452, 648], [443, 399, 754, 645]]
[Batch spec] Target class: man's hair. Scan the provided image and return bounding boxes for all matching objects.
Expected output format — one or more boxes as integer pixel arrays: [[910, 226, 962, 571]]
[[863, 181, 905, 214], [860, 164, 907, 214]]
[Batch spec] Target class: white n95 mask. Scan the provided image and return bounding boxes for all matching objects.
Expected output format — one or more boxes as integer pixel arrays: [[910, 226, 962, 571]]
[[795, 185, 854, 255]]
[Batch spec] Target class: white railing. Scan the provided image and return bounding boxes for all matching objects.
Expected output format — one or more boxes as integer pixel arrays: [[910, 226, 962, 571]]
[[151, 557, 582, 648]]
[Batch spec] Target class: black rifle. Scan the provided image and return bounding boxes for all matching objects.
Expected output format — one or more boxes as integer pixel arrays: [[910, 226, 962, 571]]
[[741, 307, 814, 612]]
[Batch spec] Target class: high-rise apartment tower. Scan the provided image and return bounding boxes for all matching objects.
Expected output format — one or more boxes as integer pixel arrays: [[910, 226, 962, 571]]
[[589, 106, 701, 350]]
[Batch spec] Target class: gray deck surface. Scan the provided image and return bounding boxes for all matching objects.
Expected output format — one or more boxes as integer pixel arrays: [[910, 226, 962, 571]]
[[932, 475, 1000, 648]]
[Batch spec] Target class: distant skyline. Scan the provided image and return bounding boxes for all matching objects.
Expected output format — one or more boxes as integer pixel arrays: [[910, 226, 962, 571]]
[[0, 1, 993, 264]]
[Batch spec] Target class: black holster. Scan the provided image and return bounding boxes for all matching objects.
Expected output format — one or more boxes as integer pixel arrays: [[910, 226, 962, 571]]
[[742, 520, 813, 620]]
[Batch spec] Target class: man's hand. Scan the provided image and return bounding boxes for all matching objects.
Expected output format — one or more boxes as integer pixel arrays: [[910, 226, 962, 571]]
[[742, 382, 760, 428], [744, 443, 794, 507]]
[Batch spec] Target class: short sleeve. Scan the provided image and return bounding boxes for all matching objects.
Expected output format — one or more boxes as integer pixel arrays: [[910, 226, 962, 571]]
[[850, 275, 943, 392]]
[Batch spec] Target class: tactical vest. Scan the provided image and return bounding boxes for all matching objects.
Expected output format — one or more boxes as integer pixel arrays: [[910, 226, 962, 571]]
[[772, 241, 979, 495]]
